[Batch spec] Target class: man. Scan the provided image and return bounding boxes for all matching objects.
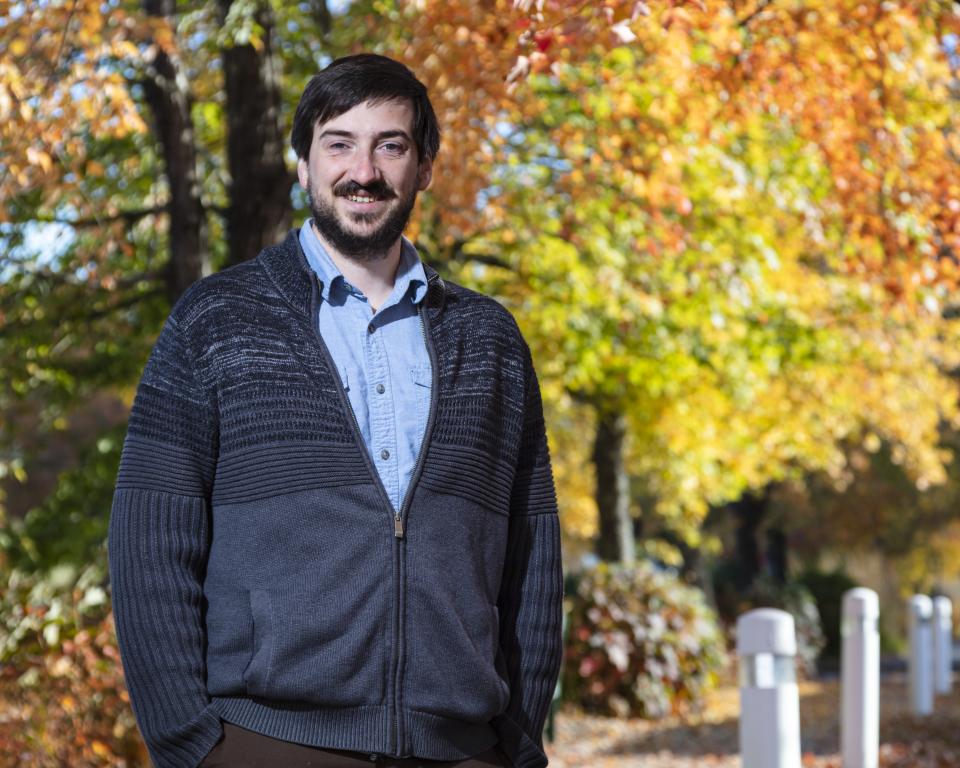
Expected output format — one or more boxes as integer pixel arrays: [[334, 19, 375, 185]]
[[108, 54, 563, 768]]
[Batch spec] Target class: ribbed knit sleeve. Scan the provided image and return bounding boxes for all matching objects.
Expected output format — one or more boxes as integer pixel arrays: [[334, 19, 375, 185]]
[[493, 355, 564, 768], [108, 314, 223, 768]]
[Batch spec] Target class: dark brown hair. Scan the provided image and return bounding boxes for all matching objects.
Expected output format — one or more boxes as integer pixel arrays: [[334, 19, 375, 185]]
[[291, 53, 441, 163]]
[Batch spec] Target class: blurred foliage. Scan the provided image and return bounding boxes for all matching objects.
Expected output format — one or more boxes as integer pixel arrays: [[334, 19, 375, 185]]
[[0, 0, 347, 482], [1, 426, 123, 573], [0, 564, 141, 766], [427, 15, 960, 546], [0, 564, 106, 663], [563, 561, 726, 718], [712, 563, 826, 677], [782, 434, 960, 594]]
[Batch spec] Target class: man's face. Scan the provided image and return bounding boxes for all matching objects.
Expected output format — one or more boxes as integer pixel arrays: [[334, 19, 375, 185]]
[[297, 98, 432, 261]]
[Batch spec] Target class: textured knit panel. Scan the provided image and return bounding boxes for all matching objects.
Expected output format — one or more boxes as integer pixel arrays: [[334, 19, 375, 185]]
[[117, 436, 215, 497], [210, 441, 369, 505], [122, 315, 218, 469], [417, 443, 515, 515], [108, 314, 223, 768], [493, 359, 564, 768], [510, 360, 560, 517], [426, 288, 526, 458], [172, 258, 360, 452], [493, 513, 563, 768], [421, 285, 528, 525]]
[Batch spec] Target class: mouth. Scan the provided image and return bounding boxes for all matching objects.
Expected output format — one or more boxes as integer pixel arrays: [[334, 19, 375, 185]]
[[345, 194, 383, 204]]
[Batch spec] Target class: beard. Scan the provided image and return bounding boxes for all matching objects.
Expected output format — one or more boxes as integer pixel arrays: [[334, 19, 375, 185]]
[[307, 176, 418, 262]]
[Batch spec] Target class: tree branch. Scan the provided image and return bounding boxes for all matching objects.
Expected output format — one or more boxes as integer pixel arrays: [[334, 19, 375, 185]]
[[29, 207, 168, 229], [1, 283, 164, 334], [737, 0, 775, 27]]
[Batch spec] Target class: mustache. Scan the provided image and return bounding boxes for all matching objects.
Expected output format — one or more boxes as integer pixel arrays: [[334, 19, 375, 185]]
[[334, 180, 396, 200]]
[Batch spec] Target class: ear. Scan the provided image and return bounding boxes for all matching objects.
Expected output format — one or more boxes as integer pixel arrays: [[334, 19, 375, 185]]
[[297, 157, 309, 190], [417, 156, 433, 191]]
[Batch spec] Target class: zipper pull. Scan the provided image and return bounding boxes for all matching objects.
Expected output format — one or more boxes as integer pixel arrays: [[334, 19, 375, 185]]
[[394, 512, 404, 538]]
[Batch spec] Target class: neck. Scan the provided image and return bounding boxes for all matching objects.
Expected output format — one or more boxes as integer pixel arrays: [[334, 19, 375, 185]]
[[313, 222, 403, 312]]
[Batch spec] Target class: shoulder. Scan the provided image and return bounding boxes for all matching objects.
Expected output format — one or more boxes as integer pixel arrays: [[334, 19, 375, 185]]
[[166, 259, 265, 333], [157, 259, 275, 379], [436, 278, 529, 348]]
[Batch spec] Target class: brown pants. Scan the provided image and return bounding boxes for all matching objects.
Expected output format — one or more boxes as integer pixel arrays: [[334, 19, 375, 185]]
[[200, 722, 513, 768]]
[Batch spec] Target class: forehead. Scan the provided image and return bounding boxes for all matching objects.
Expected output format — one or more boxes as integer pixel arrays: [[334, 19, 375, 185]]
[[315, 98, 415, 138]]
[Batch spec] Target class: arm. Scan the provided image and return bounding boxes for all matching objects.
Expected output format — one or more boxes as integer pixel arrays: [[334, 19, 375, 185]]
[[108, 314, 223, 768], [493, 351, 564, 768]]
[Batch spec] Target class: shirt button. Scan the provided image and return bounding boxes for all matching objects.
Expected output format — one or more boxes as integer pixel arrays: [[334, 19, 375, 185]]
[[380, 449, 390, 460], [376, 383, 385, 394], [367, 323, 375, 334]]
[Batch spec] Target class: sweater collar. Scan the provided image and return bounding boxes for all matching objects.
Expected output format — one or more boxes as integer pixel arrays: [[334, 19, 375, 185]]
[[299, 220, 429, 308], [259, 228, 445, 317]]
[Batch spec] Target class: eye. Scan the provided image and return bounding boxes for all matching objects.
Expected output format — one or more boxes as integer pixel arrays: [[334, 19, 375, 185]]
[[380, 141, 407, 155]]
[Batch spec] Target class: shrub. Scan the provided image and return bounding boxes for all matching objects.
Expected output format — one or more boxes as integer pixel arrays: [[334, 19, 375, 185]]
[[562, 560, 727, 718], [0, 564, 146, 767]]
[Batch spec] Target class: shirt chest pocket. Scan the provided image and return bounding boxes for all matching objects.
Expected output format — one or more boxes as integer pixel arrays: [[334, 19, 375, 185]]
[[410, 363, 432, 415]]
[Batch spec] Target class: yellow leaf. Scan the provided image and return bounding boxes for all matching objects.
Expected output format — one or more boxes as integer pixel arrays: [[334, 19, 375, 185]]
[[91, 741, 111, 758], [26, 147, 52, 172]]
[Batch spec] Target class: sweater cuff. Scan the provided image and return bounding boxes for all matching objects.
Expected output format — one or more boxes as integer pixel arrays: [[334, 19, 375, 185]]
[[145, 705, 223, 768], [491, 713, 547, 768]]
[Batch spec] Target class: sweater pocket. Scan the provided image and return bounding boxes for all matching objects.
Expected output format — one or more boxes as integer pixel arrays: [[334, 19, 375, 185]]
[[242, 584, 386, 707], [404, 593, 511, 722]]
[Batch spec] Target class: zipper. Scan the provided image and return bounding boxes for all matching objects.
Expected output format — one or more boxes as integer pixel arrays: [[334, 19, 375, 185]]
[[307, 270, 441, 757], [389, 290, 441, 757], [394, 300, 440, 534]]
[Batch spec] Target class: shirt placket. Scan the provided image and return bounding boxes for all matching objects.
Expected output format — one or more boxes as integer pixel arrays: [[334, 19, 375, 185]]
[[364, 314, 400, 511]]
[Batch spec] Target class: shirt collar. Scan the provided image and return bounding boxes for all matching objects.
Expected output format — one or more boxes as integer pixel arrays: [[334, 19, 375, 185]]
[[298, 218, 428, 308]]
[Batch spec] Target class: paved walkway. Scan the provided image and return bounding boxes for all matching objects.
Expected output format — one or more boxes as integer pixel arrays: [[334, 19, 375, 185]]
[[545, 675, 960, 767]]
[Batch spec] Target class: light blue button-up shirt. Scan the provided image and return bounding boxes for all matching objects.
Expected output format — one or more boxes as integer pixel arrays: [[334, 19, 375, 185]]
[[299, 220, 432, 512]]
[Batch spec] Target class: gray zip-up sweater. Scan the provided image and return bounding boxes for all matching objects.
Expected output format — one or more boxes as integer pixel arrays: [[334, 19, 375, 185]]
[[108, 229, 564, 768]]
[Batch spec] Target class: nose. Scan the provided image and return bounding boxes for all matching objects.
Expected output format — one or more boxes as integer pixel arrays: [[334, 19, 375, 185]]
[[349, 150, 380, 186]]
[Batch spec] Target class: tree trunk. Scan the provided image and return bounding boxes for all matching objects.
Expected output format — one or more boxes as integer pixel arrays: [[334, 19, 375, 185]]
[[676, 537, 702, 585], [142, 0, 208, 304], [766, 526, 788, 584], [219, 0, 293, 266], [593, 409, 634, 565], [732, 490, 768, 590]]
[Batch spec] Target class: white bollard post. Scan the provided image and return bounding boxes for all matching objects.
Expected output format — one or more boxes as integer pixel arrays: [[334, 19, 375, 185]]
[[841, 588, 879, 768], [933, 596, 953, 695], [907, 594, 934, 715], [737, 608, 801, 768]]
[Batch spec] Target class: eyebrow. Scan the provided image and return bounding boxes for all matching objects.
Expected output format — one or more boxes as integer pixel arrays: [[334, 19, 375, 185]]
[[317, 129, 412, 143]]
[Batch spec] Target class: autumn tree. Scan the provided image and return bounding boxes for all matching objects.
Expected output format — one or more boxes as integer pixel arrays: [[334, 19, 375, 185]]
[[0, 0, 343, 526], [371, 0, 960, 566]]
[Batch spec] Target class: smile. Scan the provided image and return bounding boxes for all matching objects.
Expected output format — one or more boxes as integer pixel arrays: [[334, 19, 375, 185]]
[[346, 195, 382, 203]]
